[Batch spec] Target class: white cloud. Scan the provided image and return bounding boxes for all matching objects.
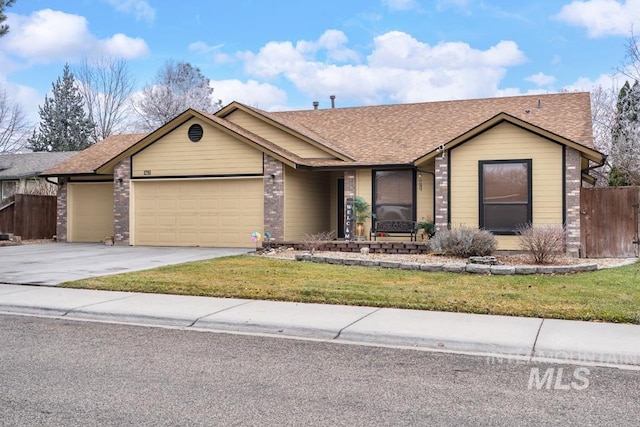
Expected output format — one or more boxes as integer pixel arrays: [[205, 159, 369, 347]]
[[239, 30, 526, 105], [526, 72, 557, 86], [188, 41, 224, 55], [382, 0, 419, 11], [1, 9, 149, 63], [106, 0, 155, 23], [211, 79, 288, 111], [561, 73, 622, 92], [555, 0, 640, 38]]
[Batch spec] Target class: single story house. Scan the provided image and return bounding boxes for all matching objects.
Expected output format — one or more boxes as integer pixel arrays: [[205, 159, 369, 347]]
[[0, 151, 78, 200], [43, 92, 605, 256]]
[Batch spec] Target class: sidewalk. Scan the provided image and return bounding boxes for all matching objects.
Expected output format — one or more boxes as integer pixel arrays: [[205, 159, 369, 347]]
[[1, 283, 639, 369]]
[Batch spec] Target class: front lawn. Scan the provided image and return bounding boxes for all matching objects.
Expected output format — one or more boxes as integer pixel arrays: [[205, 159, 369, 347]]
[[61, 256, 640, 324]]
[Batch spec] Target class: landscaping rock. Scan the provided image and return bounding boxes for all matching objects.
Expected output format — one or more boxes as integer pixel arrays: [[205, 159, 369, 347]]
[[443, 264, 466, 273], [536, 266, 556, 275], [379, 261, 402, 269], [326, 258, 344, 265], [552, 265, 573, 274], [360, 260, 380, 267], [342, 258, 362, 266], [400, 262, 421, 270], [514, 266, 537, 275], [420, 264, 443, 272], [490, 265, 516, 275], [468, 256, 498, 265], [465, 264, 491, 274], [572, 264, 598, 272]]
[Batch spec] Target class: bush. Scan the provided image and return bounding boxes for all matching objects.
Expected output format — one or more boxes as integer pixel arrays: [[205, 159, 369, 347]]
[[517, 224, 565, 264], [302, 230, 336, 255], [428, 226, 496, 257]]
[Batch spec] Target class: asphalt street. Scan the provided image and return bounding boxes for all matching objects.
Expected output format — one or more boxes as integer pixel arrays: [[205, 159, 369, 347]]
[[1, 314, 638, 426]]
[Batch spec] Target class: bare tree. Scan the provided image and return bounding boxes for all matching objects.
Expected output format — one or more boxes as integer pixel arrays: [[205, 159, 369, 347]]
[[132, 60, 222, 131], [74, 57, 136, 142], [589, 85, 617, 185], [0, 86, 30, 153]]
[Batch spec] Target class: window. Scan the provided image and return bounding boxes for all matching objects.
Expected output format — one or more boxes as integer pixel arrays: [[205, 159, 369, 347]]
[[479, 160, 531, 234], [1, 180, 17, 200], [373, 170, 415, 222]]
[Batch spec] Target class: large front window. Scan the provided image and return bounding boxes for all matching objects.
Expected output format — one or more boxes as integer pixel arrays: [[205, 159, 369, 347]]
[[479, 160, 531, 234], [373, 170, 415, 222]]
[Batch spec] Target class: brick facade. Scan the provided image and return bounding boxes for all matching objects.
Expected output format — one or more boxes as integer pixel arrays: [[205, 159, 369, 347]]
[[263, 154, 284, 240], [113, 157, 131, 245], [56, 177, 68, 242], [434, 152, 449, 233], [565, 147, 582, 257]]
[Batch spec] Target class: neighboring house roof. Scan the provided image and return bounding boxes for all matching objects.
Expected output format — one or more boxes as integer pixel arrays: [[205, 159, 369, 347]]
[[43, 134, 147, 175], [43, 92, 604, 176], [0, 151, 79, 179]]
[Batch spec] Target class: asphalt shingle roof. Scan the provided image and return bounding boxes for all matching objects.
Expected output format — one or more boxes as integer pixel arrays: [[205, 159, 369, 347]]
[[43, 92, 597, 175], [0, 151, 79, 179], [43, 134, 147, 175], [267, 92, 595, 165]]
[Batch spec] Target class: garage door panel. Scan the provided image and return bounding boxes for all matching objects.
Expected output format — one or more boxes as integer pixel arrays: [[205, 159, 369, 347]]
[[69, 183, 114, 242], [133, 179, 263, 247]]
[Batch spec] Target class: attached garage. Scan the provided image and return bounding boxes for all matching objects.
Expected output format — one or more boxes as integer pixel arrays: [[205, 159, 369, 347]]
[[67, 182, 114, 242], [132, 178, 263, 247]]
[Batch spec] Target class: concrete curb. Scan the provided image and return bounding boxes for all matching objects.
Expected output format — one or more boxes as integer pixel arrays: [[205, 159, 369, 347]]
[[0, 284, 639, 368]]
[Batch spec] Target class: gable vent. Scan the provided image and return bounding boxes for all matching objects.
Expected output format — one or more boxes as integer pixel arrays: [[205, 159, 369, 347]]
[[188, 124, 203, 142]]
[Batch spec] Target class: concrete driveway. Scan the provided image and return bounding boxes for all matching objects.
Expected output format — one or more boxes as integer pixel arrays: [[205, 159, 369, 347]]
[[0, 243, 250, 286]]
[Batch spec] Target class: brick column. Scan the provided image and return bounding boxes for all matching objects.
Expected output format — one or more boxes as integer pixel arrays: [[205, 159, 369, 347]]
[[113, 157, 131, 245], [565, 148, 581, 257], [434, 153, 449, 233], [264, 155, 284, 240], [344, 170, 356, 240], [56, 177, 68, 242]]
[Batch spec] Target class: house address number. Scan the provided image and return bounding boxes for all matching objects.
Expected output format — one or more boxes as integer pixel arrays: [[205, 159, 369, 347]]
[[143, 170, 151, 175]]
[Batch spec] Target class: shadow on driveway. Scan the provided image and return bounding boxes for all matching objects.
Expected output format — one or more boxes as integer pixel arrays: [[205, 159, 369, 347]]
[[0, 243, 250, 286]]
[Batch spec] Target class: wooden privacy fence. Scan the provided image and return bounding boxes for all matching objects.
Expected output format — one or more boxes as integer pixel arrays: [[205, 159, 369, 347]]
[[0, 194, 57, 240], [580, 186, 640, 258]]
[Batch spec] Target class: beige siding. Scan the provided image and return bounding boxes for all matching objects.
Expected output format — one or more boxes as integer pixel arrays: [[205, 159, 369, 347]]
[[132, 178, 263, 247], [226, 110, 336, 159], [328, 172, 342, 235], [355, 169, 373, 237], [417, 165, 435, 223], [68, 182, 114, 242], [450, 122, 563, 250], [132, 118, 263, 177], [284, 168, 331, 240]]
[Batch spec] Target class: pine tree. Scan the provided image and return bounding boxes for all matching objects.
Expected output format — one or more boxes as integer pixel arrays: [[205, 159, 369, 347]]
[[28, 64, 95, 152], [609, 80, 640, 186]]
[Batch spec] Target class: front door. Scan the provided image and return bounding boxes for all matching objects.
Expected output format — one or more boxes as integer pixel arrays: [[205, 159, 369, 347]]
[[337, 178, 345, 238]]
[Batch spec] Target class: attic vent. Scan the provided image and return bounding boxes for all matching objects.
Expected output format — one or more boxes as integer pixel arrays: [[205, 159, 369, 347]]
[[188, 124, 203, 142]]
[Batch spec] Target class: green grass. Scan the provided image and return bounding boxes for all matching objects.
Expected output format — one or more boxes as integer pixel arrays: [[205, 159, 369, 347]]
[[61, 256, 640, 324]]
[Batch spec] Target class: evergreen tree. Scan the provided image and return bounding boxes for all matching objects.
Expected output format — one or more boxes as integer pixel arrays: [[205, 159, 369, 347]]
[[609, 80, 640, 186], [28, 64, 95, 152]]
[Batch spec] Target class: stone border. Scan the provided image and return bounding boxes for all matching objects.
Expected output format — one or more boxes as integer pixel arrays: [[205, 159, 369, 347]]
[[294, 254, 598, 275]]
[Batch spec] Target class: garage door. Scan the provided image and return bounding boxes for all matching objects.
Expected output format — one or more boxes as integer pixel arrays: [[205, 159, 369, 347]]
[[68, 182, 114, 242], [133, 178, 263, 247]]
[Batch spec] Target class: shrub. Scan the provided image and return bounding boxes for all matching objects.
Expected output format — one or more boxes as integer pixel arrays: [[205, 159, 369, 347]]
[[302, 230, 336, 255], [517, 224, 565, 264], [428, 226, 496, 257]]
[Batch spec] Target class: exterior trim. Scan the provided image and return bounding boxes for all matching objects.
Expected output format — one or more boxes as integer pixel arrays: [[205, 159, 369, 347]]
[[131, 173, 265, 180]]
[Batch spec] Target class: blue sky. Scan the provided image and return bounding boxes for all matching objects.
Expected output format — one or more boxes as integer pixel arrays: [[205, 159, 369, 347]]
[[0, 0, 637, 124]]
